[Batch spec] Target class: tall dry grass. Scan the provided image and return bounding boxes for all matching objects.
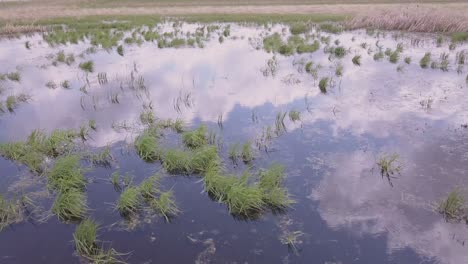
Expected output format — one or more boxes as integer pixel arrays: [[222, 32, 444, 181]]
[[346, 8, 468, 33], [0, 24, 47, 36]]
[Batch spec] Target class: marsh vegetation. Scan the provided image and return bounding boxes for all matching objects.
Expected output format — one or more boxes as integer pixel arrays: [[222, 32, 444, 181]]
[[0, 15, 467, 264]]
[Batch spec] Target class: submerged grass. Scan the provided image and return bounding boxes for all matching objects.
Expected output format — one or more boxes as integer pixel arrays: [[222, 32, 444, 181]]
[[0, 195, 24, 231], [241, 142, 254, 163]]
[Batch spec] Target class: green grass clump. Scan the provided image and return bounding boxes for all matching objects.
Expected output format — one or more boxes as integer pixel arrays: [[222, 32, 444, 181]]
[[335, 63, 343, 77], [225, 173, 265, 215], [79, 60, 94, 73], [296, 41, 320, 54], [139, 175, 159, 199], [44, 129, 77, 157], [46, 81, 57, 89], [204, 166, 237, 200], [91, 146, 112, 166], [116, 45, 124, 56], [352, 55, 361, 66], [56, 50, 66, 63], [404, 57, 411, 64], [0, 142, 44, 173], [190, 146, 220, 173], [377, 153, 401, 185], [279, 44, 295, 56], [52, 189, 87, 221], [389, 50, 400, 63], [228, 143, 240, 162], [6, 95, 17, 112], [73, 218, 125, 262], [134, 128, 161, 162], [333, 46, 346, 58], [420, 52, 431, 68], [149, 190, 180, 222], [319, 77, 329, 93], [74, 218, 98, 256], [289, 23, 308, 35], [241, 142, 253, 163], [110, 171, 120, 189], [168, 38, 186, 48], [0, 195, 23, 231], [204, 164, 293, 216], [48, 155, 85, 192], [182, 125, 207, 149], [263, 33, 283, 53], [373, 51, 384, 61], [319, 23, 343, 34], [438, 188, 466, 220], [163, 146, 219, 174], [117, 186, 140, 215], [0, 129, 76, 173], [88, 119, 97, 130], [451, 32, 468, 43], [140, 110, 155, 125], [163, 149, 192, 174], [5, 94, 29, 112], [61, 80, 70, 89], [288, 110, 301, 122], [258, 164, 294, 209], [6, 72, 20, 82]]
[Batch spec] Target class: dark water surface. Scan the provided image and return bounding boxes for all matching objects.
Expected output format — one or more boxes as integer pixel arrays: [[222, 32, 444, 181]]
[[0, 24, 467, 263]]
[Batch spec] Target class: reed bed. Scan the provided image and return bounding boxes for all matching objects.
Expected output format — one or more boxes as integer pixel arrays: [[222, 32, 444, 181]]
[[346, 9, 468, 33]]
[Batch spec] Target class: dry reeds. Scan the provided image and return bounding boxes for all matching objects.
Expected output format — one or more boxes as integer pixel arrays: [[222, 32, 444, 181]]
[[0, 24, 47, 36], [346, 9, 468, 33]]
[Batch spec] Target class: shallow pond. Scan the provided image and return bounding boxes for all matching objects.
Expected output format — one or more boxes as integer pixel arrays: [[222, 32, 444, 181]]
[[0, 22, 467, 264]]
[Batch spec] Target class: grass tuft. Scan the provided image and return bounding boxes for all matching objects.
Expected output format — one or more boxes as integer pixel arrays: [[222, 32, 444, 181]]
[[420, 52, 431, 68], [289, 110, 301, 122], [182, 125, 207, 149], [149, 190, 180, 222], [79, 60, 94, 73], [319, 77, 329, 93], [73, 218, 126, 262], [117, 45, 124, 56], [352, 55, 361, 66], [163, 146, 219, 174], [134, 127, 161, 162], [289, 23, 308, 35], [6, 72, 21, 82], [438, 188, 466, 220], [241, 142, 254, 163], [117, 186, 140, 215], [52, 189, 87, 221]]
